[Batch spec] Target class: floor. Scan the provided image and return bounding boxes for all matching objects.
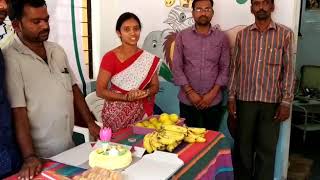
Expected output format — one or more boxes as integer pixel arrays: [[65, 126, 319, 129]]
[[289, 126, 320, 180]]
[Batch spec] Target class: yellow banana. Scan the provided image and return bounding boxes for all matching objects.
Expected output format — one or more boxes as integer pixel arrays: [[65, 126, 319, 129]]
[[142, 121, 151, 127], [158, 136, 176, 145], [158, 145, 166, 151], [154, 123, 162, 130], [195, 136, 206, 143], [184, 136, 196, 143], [186, 130, 199, 138], [188, 127, 207, 135], [162, 124, 187, 133], [143, 133, 154, 153], [150, 132, 164, 151], [166, 142, 178, 152], [163, 130, 185, 141]]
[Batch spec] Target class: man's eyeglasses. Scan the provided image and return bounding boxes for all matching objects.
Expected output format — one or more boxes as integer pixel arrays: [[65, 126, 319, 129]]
[[193, 8, 213, 13]]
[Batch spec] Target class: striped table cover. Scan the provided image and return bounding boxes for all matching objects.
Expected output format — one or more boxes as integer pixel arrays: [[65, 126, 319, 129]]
[[112, 127, 234, 180]]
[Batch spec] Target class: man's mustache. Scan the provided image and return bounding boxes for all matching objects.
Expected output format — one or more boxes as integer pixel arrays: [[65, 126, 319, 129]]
[[39, 29, 50, 35], [257, 10, 267, 14], [40, 29, 50, 34], [199, 15, 208, 19]]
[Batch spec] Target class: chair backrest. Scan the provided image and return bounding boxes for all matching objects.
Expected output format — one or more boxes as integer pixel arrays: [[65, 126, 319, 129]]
[[300, 65, 320, 90], [85, 91, 104, 123]]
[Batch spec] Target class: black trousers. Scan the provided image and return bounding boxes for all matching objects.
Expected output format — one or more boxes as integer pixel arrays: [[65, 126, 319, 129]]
[[233, 101, 280, 180], [179, 102, 223, 131]]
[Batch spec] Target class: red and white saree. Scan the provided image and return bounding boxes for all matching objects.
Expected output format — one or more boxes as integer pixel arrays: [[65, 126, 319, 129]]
[[100, 50, 160, 132]]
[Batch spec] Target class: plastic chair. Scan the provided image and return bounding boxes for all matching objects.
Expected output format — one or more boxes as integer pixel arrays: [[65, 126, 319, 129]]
[[85, 91, 105, 124], [72, 91, 104, 143], [73, 126, 90, 143]]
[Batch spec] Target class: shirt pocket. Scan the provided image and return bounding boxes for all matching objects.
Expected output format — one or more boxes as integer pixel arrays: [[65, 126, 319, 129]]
[[207, 43, 221, 61], [267, 47, 283, 66], [183, 43, 200, 62], [59, 73, 73, 92]]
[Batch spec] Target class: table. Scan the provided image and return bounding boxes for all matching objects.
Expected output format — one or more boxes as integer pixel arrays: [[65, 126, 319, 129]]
[[6, 128, 234, 180], [113, 128, 233, 179]]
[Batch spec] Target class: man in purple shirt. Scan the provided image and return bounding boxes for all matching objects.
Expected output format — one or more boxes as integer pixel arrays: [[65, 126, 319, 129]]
[[172, 0, 230, 130]]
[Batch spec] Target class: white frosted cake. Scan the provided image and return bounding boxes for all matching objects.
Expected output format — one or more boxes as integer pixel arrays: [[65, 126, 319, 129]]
[[89, 144, 132, 170]]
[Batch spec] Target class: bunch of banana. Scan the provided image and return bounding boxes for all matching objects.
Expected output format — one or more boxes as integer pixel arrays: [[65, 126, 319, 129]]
[[149, 132, 165, 151], [143, 133, 154, 153], [143, 125, 208, 153], [161, 124, 188, 134], [183, 127, 207, 143], [143, 128, 185, 153]]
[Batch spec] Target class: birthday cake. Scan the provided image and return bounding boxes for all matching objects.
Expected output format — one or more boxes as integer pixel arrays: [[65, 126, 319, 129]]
[[89, 143, 132, 170], [88, 127, 132, 170]]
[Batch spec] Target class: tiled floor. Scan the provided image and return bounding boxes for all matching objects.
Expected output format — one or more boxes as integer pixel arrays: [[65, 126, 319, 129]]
[[290, 126, 320, 180]]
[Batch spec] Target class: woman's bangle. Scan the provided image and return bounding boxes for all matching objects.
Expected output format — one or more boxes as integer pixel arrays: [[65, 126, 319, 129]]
[[124, 93, 129, 101], [146, 89, 150, 96], [185, 88, 194, 95], [185, 87, 192, 92]]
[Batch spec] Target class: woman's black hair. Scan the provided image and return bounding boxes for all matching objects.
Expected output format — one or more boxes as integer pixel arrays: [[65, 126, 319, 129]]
[[116, 12, 141, 31]]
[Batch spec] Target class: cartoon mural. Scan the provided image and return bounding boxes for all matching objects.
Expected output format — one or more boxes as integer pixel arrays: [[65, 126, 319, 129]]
[[165, 0, 175, 7], [142, 5, 194, 82]]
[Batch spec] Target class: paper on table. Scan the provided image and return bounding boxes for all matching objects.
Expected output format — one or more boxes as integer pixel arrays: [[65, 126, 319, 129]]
[[50, 142, 93, 167], [123, 151, 184, 180]]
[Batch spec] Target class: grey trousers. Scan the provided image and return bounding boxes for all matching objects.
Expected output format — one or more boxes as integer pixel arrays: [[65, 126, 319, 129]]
[[234, 101, 280, 180]]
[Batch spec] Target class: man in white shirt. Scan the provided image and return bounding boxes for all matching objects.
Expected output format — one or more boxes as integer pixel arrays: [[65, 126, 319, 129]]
[[4, 0, 100, 179]]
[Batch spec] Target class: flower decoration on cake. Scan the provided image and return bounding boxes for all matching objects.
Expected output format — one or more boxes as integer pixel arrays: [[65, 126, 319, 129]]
[[100, 127, 112, 152], [100, 127, 112, 142]]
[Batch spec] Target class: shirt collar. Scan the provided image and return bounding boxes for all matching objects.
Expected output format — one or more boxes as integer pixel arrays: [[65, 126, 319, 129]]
[[12, 35, 23, 51], [13, 34, 34, 54], [192, 24, 217, 35], [250, 20, 277, 31], [12, 34, 51, 61]]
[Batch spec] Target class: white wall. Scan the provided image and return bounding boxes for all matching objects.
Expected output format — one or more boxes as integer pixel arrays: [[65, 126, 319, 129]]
[[92, 0, 300, 78]]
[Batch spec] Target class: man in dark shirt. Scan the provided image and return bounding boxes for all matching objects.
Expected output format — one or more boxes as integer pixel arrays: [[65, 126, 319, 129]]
[[0, 1, 22, 178]]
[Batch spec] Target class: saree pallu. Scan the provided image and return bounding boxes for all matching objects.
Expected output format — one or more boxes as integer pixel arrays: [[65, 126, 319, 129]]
[[101, 50, 160, 132]]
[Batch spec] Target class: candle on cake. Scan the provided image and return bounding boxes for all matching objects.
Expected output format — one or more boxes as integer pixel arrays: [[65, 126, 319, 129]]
[[99, 127, 112, 153]]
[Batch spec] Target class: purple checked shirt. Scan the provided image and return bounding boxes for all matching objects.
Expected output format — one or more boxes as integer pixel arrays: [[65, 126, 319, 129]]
[[173, 25, 230, 106]]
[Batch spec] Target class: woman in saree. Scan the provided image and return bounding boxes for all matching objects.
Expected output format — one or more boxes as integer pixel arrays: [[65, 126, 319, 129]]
[[96, 12, 161, 132]]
